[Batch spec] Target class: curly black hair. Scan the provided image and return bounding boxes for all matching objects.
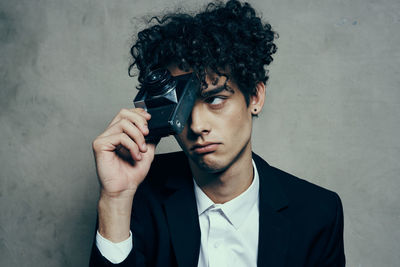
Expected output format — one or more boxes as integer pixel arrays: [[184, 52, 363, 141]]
[[129, 0, 277, 104]]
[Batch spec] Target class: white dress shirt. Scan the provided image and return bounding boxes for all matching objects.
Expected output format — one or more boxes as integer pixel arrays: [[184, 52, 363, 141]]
[[194, 159, 260, 267], [96, 160, 260, 266]]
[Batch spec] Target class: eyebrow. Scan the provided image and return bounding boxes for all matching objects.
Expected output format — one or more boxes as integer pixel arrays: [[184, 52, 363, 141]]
[[200, 85, 234, 98]]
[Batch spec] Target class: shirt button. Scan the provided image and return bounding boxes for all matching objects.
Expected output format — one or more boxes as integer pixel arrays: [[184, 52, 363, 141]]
[[214, 242, 220, 248]]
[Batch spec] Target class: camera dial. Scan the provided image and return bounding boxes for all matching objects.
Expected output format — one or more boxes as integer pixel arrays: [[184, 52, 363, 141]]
[[144, 69, 176, 96]]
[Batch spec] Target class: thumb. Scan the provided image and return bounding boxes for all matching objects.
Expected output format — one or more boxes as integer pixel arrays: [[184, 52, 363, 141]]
[[141, 143, 156, 162]]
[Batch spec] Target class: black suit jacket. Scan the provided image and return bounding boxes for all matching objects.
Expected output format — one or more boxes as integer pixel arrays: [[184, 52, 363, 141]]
[[90, 152, 345, 267]]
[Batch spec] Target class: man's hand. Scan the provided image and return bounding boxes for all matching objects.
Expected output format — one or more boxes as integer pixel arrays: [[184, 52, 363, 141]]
[[93, 108, 155, 197], [92, 108, 155, 242]]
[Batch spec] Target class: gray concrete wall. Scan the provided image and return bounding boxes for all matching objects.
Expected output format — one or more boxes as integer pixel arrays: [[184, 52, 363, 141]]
[[0, 0, 399, 266]]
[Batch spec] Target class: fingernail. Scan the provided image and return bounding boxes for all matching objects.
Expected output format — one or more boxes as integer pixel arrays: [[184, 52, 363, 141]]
[[137, 153, 142, 160], [142, 143, 147, 150]]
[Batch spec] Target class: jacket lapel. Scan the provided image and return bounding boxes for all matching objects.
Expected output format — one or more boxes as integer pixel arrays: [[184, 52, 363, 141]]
[[163, 162, 201, 267], [253, 153, 291, 267], [161, 152, 290, 266]]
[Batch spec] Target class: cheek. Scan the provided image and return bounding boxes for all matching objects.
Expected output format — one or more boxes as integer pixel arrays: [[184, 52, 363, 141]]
[[218, 106, 252, 140], [226, 103, 252, 128]]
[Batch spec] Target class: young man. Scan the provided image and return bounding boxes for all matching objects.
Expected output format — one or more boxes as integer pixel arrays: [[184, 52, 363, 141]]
[[90, 1, 345, 266]]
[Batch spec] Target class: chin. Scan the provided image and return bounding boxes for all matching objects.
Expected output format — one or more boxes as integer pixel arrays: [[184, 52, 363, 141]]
[[190, 153, 229, 173]]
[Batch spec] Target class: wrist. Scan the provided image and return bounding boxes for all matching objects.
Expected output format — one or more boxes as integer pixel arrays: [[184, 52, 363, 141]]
[[100, 187, 137, 201], [97, 190, 135, 242]]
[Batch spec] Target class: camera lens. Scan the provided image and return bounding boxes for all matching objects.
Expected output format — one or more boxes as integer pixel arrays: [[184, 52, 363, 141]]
[[149, 72, 162, 82], [144, 69, 176, 96]]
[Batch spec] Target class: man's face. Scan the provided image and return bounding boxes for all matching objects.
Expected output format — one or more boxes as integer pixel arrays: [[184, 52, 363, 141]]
[[170, 67, 257, 173]]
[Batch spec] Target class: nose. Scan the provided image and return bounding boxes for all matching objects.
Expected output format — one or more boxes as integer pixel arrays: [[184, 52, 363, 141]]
[[188, 102, 211, 137]]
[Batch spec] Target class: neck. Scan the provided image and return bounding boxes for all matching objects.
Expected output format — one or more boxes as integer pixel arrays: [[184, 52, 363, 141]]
[[190, 141, 253, 204]]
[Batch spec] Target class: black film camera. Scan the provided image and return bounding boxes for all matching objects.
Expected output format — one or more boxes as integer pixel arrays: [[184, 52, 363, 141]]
[[133, 69, 199, 141]]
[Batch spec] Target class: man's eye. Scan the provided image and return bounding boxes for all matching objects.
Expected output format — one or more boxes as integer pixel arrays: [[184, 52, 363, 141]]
[[208, 97, 224, 105]]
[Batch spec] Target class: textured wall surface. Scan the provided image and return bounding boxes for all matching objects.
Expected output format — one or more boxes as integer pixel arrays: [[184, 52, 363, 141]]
[[0, 0, 399, 266]]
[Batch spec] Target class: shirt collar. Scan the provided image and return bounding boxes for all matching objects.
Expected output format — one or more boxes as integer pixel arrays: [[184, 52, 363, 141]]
[[193, 159, 260, 229]]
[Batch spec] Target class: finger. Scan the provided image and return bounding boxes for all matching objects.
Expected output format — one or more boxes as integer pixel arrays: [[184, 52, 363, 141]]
[[135, 108, 151, 119], [100, 119, 148, 153], [108, 108, 131, 126], [115, 110, 149, 135], [143, 143, 156, 158], [104, 112, 149, 137], [95, 133, 143, 161], [109, 108, 150, 130]]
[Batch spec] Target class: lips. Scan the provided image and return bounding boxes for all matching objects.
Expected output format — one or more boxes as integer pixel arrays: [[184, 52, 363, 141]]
[[191, 142, 220, 154]]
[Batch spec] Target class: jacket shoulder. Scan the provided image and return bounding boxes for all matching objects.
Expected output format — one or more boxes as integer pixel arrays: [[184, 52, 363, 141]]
[[253, 152, 342, 216], [272, 165, 339, 203]]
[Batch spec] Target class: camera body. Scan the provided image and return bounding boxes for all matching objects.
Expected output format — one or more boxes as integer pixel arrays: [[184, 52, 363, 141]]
[[133, 69, 199, 141]]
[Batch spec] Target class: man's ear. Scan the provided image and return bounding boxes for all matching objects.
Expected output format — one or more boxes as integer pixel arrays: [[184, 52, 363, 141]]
[[250, 82, 266, 115]]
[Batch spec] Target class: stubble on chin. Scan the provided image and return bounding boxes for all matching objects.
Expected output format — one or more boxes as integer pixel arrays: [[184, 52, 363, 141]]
[[188, 153, 229, 174]]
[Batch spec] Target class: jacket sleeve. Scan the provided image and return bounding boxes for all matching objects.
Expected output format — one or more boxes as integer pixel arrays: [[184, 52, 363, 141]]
[[88, 217, 148, 267], [89, 182, 155, 267], [318, 193, 346, 267], [89, 241, 141, 267]]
